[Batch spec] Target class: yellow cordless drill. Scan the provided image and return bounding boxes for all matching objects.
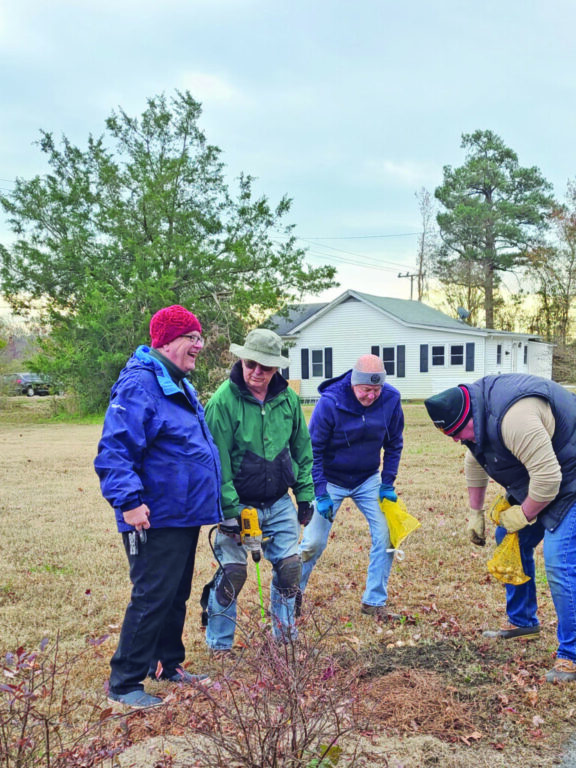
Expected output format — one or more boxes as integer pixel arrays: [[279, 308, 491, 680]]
[[240, 507, 263, 562], [240, 507, 267, 621]]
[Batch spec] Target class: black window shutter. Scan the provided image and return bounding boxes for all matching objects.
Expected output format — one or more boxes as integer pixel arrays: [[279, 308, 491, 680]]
[[371, 345, 379, 356], [301, 348, 309, 379], [324, 347, 333, 379], [465, 342, 475, 372], [397, 345, 406, 378], [281, 348, 289, 379], [420, 344, 428, 373]]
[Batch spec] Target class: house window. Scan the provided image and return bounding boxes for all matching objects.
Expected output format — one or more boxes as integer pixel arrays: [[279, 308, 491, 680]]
[[497, 344, 502, 365], [301, 347, 332, 379], [311, 349, 324, 377], [450, 345, 464, 365], [382, 347, 395, 376], [524, 345, 528, 364], [432, 346, 445, 366]]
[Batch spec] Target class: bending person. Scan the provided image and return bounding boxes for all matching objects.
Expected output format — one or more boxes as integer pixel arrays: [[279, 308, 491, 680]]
[[424, 374, 576, 683], [298, 354, 404, 618]]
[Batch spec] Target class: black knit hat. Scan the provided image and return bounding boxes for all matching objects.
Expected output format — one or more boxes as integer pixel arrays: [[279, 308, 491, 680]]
[[424, 385, 472, 436]]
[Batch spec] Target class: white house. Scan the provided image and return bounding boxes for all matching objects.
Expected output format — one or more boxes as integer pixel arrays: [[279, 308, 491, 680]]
[[268, 290, 554, 401]]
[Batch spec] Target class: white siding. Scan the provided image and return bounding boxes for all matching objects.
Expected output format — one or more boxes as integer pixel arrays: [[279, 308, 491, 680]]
[[528, 341, 554, 378]]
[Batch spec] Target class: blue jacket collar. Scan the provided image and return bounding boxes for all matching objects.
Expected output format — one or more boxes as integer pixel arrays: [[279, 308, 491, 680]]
[[134, 345, 197, 399]]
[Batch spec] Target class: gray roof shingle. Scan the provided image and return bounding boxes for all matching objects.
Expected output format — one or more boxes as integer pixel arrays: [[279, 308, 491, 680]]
[[265, 303, 328, 335]]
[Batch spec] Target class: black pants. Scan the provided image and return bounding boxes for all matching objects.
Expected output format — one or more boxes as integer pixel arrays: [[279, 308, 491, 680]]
[[109, 526, 200, 695]]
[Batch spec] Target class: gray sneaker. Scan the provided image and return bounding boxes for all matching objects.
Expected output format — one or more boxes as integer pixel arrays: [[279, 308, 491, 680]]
[[107, 690, 163, 709]]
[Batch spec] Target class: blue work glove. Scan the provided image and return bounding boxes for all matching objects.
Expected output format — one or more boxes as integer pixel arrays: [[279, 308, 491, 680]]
[[297, 501, 314, 526], [315, 493, 335, 523], [379, 483, 398, 503]]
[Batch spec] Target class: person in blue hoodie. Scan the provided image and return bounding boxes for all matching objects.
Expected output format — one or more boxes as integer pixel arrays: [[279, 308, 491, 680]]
[[94, 305, 222, 709], [298, 354, 404, 617]]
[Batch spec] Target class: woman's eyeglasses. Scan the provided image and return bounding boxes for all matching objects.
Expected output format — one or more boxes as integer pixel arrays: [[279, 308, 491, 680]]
[[181, 334, 204, 346], [243, 359, 275, 372]]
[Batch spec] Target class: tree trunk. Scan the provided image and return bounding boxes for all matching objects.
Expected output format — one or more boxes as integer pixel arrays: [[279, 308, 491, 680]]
[[484, 256, 495, 328]]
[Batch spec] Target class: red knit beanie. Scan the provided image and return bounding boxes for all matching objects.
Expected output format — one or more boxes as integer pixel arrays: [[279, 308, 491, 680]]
[[149, 305, 202, 348]]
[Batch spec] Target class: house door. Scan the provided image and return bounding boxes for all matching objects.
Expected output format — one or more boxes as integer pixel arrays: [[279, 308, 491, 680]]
[[511, 343, 518, 371]]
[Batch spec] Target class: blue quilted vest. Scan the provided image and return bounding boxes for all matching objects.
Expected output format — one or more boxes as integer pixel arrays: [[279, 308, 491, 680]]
[[464, 374, 576, 532]]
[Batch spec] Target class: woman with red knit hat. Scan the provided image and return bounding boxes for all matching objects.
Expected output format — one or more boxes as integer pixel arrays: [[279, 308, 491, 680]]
[[95, 305, 222, 708]]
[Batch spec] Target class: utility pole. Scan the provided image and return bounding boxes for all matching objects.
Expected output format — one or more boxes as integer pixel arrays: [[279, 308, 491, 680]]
[[398, 272, 419, 300]]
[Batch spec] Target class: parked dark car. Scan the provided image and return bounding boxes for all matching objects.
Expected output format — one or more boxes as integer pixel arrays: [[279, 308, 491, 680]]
[[1, 373, 53, 397]]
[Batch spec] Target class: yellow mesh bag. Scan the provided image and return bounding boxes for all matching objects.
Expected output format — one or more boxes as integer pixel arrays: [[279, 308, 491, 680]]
[[489, 494, 512, 524], [379, 498, 421, 549], [487, 532, 530, 585]]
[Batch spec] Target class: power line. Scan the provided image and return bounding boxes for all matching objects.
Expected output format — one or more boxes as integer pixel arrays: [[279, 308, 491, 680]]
[[297, 231, 423, 240], [304, 246, 413, 274], [297, 237, 412, 269]]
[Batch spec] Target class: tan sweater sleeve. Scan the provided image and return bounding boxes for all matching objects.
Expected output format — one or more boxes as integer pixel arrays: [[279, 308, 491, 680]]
[[501, 398, 561, 502], [464, 448, 490, 488]]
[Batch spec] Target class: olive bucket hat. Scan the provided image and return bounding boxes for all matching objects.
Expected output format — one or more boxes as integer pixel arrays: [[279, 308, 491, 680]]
[[229, 329, 289, 368]]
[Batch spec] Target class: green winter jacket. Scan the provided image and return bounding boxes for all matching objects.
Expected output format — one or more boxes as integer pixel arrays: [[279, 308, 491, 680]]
[[205, 361, 314, 519]]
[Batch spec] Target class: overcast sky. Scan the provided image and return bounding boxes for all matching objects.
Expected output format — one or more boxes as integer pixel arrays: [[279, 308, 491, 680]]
[[1, 0, 575, 308]]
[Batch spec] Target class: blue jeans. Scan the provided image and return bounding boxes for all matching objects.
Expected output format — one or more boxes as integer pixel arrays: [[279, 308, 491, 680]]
[[299, 472, 394, 607], [495, 519, 544, 629], [497, 501, 576, 662], [543, 502, 576, 661], [205, 494, 301, 650]]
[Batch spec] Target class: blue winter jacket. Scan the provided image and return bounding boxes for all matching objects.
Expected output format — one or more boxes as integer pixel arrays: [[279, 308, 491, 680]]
[[309, 370, 404, 495], [94, 346, 222, 532]]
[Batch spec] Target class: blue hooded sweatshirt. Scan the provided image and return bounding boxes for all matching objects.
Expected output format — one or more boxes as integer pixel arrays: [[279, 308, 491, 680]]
[[309, 370, 404, 496], [94, 345, 222, 532]]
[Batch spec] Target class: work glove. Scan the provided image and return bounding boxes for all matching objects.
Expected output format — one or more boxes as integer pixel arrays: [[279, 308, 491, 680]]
[[379, 483, 398, 503], [297, 501, 314, 526], [495, 505, 536, 534], [316, 493, 335, 523], [219, 516, 242, 542], [467, 508, 486, 547]]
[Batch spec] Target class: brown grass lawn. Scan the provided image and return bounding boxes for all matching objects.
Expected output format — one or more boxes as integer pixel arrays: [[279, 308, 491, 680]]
[[0, 397, 575, 767]]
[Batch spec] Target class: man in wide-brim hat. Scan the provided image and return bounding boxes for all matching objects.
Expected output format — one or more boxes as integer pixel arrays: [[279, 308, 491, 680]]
[[202, 328, 314, 653]]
